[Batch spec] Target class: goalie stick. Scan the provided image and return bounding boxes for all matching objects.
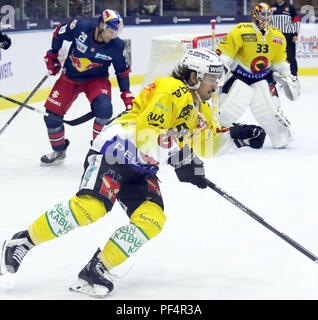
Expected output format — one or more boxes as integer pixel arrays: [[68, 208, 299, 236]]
[[205, 178, 318, 263], [0, 74, 49, 136], [0, 94, 94, 126]]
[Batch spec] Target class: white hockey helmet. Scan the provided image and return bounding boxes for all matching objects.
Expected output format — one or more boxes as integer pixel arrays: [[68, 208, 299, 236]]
[[179, 48, 225, 89]]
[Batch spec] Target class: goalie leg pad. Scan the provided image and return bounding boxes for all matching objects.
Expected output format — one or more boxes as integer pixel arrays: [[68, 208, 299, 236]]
[[218, 79, 255, 127], [28, 195, 106, 244], [99, 201, 166, 270], [250, 80, 293, 148]]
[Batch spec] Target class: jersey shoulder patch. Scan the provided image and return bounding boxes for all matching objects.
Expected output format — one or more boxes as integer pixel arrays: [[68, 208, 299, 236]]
[[235, 22, 254, 31]]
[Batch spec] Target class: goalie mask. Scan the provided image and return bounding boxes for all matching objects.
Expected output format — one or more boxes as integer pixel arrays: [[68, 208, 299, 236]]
[[179, 48, 225, 90], [98, 9, 123, 37], [251, 3, 273, 31]]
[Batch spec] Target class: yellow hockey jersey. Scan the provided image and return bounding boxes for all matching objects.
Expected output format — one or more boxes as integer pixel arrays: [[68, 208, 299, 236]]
[[92, 77, 233, 172], [217, 22, 287, 80]]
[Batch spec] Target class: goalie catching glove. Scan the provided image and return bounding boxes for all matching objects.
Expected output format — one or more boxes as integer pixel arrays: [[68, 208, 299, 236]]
[[230, 123, 266, 149], [272, 72, 300, 101], [168, 145, 207, 189]]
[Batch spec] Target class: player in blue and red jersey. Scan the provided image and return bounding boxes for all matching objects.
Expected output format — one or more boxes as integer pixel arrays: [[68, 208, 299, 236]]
[[41, 9, 135, 165]]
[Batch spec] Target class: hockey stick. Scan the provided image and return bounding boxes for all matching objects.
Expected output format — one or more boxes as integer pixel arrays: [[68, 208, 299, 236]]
[[0, 74, 49, 136], [205, 178, 318, 263], [0, 94, 94, 126]]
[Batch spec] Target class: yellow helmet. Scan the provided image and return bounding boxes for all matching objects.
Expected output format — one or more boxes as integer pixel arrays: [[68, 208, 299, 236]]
[[251, 3, 273, 30]]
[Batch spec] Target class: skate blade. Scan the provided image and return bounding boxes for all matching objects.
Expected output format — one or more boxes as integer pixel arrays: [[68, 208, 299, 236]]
[[0, 241, 7, 276], [0, 241, 15, 290], [40, 158, 65, 167], [69, 279, 109, 298]]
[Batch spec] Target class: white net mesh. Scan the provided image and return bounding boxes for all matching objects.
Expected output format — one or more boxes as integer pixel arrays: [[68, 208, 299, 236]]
[[141, 33, 226, 89]]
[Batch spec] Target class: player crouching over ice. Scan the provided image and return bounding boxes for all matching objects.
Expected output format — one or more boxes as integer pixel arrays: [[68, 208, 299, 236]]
[[216, 3, 300, 149], [0, 49, 265, 298]]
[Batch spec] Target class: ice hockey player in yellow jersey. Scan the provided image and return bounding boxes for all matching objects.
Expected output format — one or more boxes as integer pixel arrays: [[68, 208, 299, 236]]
[[216, 2, 300, 148], [0, 48, 266, 298]]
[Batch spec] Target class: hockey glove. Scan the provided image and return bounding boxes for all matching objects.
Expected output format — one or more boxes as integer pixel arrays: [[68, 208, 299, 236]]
[[0, 32, 11, 50], [120, 90, 135, 111], [230, 123, 266, 149], [168, 146, 207, 189], [44, 50, 61, 76], [272, 72, 300, 101]]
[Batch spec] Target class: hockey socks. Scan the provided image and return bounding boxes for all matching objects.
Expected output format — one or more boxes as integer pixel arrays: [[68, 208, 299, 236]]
[[99, 201, 166, 270], [28, 195, 106, 244]]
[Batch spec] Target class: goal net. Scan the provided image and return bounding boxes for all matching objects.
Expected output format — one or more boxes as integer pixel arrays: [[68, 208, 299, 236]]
[[141, 33, 227, 89]]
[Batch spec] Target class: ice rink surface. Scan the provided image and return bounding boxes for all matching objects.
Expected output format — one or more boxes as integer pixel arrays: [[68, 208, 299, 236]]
[[0, 76, 318, 300]]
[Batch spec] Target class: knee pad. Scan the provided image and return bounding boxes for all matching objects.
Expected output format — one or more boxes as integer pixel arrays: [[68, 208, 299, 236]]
[[91, 94, 113, 120], [44, 110, 64, 129], [219, 79, 254, 127], [130, 201, 166, 239], [99, 201, 166, 270], [28, 195, 106, 245], [250, 80, 293, 148]]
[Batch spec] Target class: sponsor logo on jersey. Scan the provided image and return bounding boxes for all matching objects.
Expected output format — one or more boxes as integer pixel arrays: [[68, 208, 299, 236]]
[[177, 105, 193, 120], [147, 112, 165, 124], [95, 52, 112, 60], [234, 62, 270, 79], [241, 33, 257, 42], [172, 86, 188, 97], [237, 23, 252, 29], [250, 56, 269, 74], [75, 38, 88, 53], [70, 19, 78, 29], [70, 54, 103, 72], [196, 117, 207, 129], [272, 36, 284, 45]]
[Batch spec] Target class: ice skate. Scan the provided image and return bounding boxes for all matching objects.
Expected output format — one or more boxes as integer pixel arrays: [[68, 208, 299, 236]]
[[40, 139, 70, 166], [69, 249, 114, 298], [0, 230, 34, 275]]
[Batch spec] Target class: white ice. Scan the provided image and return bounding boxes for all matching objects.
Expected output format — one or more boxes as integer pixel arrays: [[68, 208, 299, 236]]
[[0, 77, 318, 300]]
